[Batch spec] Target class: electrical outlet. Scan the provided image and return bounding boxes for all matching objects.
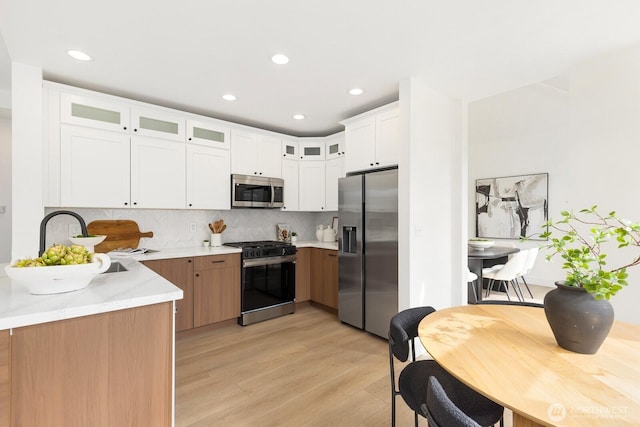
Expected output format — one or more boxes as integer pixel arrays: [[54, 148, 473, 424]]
[[69, 224, 81, 236], [189, 223, 197, 233]]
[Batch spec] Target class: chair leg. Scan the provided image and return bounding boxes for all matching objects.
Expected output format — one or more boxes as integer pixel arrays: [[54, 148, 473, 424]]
[[469, 279, 479, 303], [521, 276, 534, 298], [414, 411, 419, 427], [485, 279, 494, 298], [511, 279, 525, 302]]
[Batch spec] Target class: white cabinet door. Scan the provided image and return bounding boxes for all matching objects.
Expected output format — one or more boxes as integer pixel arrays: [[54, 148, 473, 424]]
[[187, 119, 230, 149], [186, 145, 230, 210], [345, 117, 375, 173], [375, 108, 399, 168], [299, 161, 326, 212], [60, 93, 130, 133], [299, 139, 326, 161], [281, 159, 299, 212], [60, 125, 131, 208], [231, 129, 259, 175], [325, 133, 345, 160], [325, 157, 345, 211], [258, 134, 282, 178], [130, 136, 186, 209], [131, 107, 186, 141], [281, 139, 298, 160]]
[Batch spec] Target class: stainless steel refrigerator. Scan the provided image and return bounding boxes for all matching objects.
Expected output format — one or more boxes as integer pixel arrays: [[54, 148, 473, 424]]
[[338, 167, 398, 339]]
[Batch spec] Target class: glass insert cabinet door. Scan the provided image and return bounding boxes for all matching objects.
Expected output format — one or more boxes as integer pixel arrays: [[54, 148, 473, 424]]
[[131, 107, 185, 141], [186, 119, 230, 149], [60, 93, 130, 133]]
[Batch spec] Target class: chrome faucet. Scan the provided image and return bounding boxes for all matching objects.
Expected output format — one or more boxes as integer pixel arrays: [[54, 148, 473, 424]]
[[39, 210, 88, 256]]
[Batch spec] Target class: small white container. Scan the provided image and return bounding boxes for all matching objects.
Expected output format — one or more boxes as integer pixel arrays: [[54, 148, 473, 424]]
[[203, 240, 210, 247], [211, 233, 222, 247]]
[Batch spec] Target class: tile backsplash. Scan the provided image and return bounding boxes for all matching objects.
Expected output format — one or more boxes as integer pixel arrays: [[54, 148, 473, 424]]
[[43, 207, 337, 249]]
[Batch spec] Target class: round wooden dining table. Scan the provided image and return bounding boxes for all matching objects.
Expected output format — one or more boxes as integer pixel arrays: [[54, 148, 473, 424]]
[[418, 304, 640, 426]]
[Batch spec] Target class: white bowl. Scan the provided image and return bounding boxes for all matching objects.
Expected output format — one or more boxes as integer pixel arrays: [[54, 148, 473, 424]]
[[468, 239, 495, 250], [5, 253, 111, 295], [68, 235, 107, 253]]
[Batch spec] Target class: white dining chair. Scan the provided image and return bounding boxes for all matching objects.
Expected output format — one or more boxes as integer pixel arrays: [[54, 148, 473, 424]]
[[519, 247, 539, 298], [483, 250, 529, 301], [466, 267, 479, 303]]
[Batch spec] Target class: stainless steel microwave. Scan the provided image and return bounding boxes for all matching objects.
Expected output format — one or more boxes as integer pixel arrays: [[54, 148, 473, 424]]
[[231, 174, 284, 208]]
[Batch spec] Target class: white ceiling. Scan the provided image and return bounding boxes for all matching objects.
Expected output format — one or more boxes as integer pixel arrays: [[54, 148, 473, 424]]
[[1, 0, 640, 136]]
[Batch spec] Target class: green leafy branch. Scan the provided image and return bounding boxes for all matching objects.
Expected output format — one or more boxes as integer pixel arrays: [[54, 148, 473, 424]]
[[537, 206, 640, 300]]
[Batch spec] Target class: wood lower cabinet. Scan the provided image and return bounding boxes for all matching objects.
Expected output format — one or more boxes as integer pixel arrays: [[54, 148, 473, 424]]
[[143, 257, 194, 331], [9, 302, 173, 426], [310, 248, 339, 309], [193, 254, 241, 327], [295, 247, 311, 302], [0, 330, 8, 427]]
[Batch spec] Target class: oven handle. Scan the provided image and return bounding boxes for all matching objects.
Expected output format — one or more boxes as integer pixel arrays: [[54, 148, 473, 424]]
[[243, 254, 296, 268]]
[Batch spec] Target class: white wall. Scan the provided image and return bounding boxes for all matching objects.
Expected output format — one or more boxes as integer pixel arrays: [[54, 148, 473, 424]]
[[399, 78, 465, 312], [0, 111, 11, 262], [469, 45, 640, 324], [11, 63, 43, 259]]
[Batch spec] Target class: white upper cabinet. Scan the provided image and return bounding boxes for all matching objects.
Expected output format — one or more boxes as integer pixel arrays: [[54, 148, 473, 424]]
[[281, 139, 298, 160], [342, 103, 399, 173], [60, 93, 130, 133], [298, 161, 326, 212], [131, 107, 186, 142], [130, 136, 186, 209], [187, 119, 230, 149], [231, 130, 282, 178], [281, 159, 299, 212], [299, 139, 326, 161], [375, 107, 400, 168], [325, 132, 345, 160], [186, 145, 230, 209], [60, 125, 131, 208]]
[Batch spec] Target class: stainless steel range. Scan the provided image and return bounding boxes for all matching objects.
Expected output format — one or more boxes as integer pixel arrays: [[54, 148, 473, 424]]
[[224, 240, 296, 325]]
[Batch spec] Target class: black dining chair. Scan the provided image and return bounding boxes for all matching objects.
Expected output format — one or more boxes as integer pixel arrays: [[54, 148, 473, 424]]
[[389, 307, 504, 427], [421, 376, 481, 427]]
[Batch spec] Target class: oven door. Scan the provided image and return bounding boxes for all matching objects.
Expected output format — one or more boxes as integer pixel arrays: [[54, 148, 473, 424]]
[[241, 255, 296, 313]]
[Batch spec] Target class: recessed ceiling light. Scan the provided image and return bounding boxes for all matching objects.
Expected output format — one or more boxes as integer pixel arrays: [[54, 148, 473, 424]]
[[272, 54, 290, 65], [293, 114, 305, 120], [222, 94, 237, 101], [67, 50, 92, 61], [349, 88, 364, 96]]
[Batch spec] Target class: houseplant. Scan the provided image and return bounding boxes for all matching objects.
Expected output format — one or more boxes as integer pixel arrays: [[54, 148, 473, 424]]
[[538, 206, 640, 353]]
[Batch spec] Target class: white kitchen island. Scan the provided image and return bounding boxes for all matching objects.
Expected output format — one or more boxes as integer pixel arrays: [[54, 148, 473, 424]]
[[0, 257, 183, 427]]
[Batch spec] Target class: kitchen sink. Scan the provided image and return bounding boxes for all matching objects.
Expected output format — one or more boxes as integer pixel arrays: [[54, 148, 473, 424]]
[[102, 261, 128, 273]]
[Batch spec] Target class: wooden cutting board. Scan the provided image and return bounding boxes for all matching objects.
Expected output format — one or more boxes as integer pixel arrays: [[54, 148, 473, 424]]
[[87, 220, 153, 253]]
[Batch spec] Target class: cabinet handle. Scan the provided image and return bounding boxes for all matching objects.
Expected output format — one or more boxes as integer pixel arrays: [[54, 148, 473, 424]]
[[370, 163, 374, 166], [376, 162, 380, 165], [188, 203, 193, 207], [123, 126, 127, 130], [328, 253, 338, 257], [188, 259, 192, 263], [188, 137, 192, 141], [133, 202, 137, 206], [134, 128, 138, 132], [211, 260, 225, 264], [124, 202, 128, 206], [195, 273, 200, 277]]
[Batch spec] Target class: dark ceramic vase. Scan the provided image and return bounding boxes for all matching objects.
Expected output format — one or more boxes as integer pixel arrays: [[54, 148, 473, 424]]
[[543, 282, 614, 354]]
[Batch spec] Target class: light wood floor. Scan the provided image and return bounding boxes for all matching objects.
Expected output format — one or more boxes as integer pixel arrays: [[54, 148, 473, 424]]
[[175, 285, 552, 427], [175, 303, 418, 426]]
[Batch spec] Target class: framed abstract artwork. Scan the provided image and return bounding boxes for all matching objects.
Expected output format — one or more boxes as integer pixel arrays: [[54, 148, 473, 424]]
[[475, 173, 548, 239]]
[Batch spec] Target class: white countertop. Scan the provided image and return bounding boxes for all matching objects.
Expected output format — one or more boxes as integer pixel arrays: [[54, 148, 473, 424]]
[[0, 257, 183, 330], [294, 240, 339, 250], [0, 242, 336, 330]]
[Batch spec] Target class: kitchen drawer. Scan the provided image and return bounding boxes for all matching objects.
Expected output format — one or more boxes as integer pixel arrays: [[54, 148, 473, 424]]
[[194, 254, 239, 271]]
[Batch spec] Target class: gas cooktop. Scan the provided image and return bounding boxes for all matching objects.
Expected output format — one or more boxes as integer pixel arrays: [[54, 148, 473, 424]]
[[224, 240, 296, 259]]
